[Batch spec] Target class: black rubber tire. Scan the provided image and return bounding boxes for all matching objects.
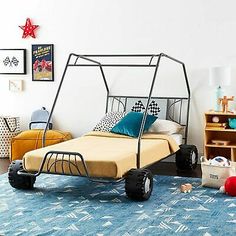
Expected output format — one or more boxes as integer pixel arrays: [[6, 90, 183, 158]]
[[175, 144, 198, 171], [125, 168, 153, 201], [8, 160, 36, 189]]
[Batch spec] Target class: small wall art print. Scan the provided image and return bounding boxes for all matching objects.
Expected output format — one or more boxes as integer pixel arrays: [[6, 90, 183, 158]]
[[32, 44, 54, 81], [0, 49, 26, 74]]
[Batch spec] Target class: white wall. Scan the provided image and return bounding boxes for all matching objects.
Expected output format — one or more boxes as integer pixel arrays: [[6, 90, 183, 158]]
[[1, 0, 236, 154]]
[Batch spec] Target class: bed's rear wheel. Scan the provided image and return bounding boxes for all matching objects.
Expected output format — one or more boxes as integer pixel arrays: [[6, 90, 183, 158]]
[[175, 144, 198, 171], [8, 160, 36, 189], [125, 168, 153, 201]]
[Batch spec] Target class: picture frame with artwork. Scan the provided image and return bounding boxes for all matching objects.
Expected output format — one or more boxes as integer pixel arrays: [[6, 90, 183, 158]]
[[0, 49, 26, 74], [32, 44, 54, 82]]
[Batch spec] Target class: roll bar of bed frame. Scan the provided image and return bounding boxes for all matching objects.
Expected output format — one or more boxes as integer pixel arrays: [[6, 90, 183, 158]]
[[42, 53, 190, 169]]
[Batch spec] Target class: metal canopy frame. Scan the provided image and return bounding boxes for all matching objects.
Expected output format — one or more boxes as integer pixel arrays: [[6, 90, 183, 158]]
[[41, 53, 190, 170]]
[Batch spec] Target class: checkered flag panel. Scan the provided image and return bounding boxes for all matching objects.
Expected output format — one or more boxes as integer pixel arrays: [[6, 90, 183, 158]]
[[148, 100, 161, 116], [131, 100, 145, 112]]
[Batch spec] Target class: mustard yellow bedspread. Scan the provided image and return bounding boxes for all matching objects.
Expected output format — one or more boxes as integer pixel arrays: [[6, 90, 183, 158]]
[[23, 131, 179, 178]]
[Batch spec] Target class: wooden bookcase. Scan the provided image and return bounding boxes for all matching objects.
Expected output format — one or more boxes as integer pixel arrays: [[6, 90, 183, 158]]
[[204, 112, 236, 161]]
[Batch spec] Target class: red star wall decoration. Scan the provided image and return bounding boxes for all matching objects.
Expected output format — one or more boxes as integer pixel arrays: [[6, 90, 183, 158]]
[[19, 18, 39, 38]]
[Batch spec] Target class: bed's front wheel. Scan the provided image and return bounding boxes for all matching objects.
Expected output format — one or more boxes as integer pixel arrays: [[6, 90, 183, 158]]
[[175, 144, 198, 171], [125, 168, 153, 201], [8, 160, 36, 189]]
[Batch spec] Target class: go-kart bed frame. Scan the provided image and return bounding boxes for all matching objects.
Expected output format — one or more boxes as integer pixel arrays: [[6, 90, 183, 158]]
[[11, 53, 197, 200]]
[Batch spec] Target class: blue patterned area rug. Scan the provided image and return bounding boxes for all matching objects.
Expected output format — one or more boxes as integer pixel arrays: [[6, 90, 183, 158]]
[[0, 173, 235, 236]]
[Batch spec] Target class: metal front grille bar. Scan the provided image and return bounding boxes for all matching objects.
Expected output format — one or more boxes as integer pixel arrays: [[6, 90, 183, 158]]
[[18, 151, 90, 178]]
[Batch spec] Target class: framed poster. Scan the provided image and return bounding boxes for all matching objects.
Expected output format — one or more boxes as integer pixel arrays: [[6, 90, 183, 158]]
[[32, 44, 54, 81], [0, 49, 26, 74]]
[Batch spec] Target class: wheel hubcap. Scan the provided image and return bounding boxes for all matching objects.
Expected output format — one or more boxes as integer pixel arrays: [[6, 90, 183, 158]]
[[191, 151, 196, 164], [144, 177, 151, 193]]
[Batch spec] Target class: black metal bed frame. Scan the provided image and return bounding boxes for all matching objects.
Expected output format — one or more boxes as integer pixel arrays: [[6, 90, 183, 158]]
[[18, 53, 190, 181]]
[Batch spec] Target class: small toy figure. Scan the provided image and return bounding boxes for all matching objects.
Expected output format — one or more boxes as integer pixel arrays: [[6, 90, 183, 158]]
[[219, 176, 236, 197], [218, 96, 234, 113], [180, 183, 192, 193]]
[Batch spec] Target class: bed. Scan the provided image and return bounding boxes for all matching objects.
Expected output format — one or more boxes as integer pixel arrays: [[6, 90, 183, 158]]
[[23, 131, 179, 179], [8, 53, 198, 201], [171, 133, 183, 145]]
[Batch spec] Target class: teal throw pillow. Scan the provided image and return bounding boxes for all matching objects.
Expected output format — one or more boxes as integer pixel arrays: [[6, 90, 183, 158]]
[[111, 112, 157, 138], [229, 118, 236, 129]]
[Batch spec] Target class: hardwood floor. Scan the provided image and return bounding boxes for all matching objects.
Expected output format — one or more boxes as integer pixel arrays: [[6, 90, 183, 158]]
[[0, 158, 201, 178], [149, 162, 201, 178]]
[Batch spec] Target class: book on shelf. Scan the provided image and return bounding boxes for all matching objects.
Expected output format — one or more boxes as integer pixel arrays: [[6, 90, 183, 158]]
[[206, 126, 226, 130], [206, 122, 227, 128]]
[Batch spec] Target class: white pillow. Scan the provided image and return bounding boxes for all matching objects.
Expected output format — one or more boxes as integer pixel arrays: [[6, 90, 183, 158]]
[[147, 119, 183, 135]]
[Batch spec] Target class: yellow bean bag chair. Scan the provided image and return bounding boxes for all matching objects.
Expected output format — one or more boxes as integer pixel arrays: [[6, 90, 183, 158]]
[[10, 130, 72, 162]]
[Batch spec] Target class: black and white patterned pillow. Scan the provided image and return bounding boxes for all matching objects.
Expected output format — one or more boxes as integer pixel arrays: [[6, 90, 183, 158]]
[[93, 112, 126, 132]]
